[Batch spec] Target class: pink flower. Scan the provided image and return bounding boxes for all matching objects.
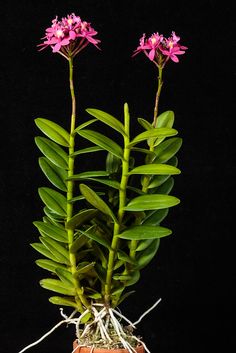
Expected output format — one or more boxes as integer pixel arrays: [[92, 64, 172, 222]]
[[133, 31, 187, 66], [38, 13, 100, 58]]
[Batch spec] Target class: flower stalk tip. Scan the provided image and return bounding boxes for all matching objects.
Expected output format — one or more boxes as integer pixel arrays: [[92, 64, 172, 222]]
[[38, 13, 100, 59], [133, 31, 187, 67]]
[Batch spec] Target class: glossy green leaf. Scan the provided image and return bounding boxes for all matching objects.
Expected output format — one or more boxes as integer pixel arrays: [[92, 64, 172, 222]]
[[71, 146, 104, 157], [80, 184, 117, 223], [38, 187, 67, 217], [76, 262, 96, 274], [118, 250, 136, 264], [66, 209, 97, 230], [55, 268, 74, 286], [67, 171, 109, 181], [74, 118, 97, 132], [35, 118, 70, 147], [131, 147, 155, 155], [35, 259, 66, 273], [156, 111, 175, 128], [143, 208, 169, 226], [77, 129, 123, 160], [49, 296, 77, 308], [137, 118, 153, 130], [79, 229, 111, 249], [123, 194, 180, 211], [69, 234, 87, 253], [43, 207, 65, 222], [154, 137, 182, 164], [31, 243, 59, 262], [113, 274, 133, 281], [136, 239, 160, 270], [118, 225, 172, 240], [33, 221, 68, 243], [156, 177, 174, 195], [35, 136, 68, 169], [86, 108, 126, 136], [147, 175, 170, 189], [39, 237, 70, 265], [136, 239, 154, 251], [106, 152, 121, 174], [129, 128, 177, 147], [39, 157, 67, 192], [128, 164, 180, 176], [85, 178, 120, 190], [40, 278, 75, 296], [125, 270, 140, 287]]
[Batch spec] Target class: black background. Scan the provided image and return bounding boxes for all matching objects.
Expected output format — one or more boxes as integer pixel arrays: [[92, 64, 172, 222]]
[[0, 1, 234, 352]]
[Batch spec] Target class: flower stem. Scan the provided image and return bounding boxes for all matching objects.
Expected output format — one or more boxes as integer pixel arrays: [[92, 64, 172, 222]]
[[153, 66, 163, 128], [104, 104, 131, 305], [67, 57, 90, 311]]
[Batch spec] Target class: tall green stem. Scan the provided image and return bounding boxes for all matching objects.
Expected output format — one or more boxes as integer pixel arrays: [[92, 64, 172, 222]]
[[67, 57, 89, 311], [104, 104, 130, 305], [153, 66, 163, 128]]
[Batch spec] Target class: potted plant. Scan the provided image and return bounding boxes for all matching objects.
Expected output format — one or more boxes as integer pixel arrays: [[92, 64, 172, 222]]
[[19, 12, 187, 353]]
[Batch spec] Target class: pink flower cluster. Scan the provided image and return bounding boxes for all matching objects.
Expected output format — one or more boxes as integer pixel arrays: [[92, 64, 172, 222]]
[[38, 13, 100, 57], [133, 31, 187, 66]]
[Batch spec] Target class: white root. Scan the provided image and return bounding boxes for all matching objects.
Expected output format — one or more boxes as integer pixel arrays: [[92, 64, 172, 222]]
[[18, 298, 162, 353]]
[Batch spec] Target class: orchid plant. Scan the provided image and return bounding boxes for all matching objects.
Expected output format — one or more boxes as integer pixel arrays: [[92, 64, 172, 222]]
[[24, 12, 187, 352]]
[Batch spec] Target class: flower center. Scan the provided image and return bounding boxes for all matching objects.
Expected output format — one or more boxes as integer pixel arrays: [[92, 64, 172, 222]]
[[56, 29, 64, 38]]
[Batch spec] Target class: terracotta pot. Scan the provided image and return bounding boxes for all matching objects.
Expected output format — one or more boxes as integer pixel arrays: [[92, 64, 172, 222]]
[[73, 340, 145, 353]]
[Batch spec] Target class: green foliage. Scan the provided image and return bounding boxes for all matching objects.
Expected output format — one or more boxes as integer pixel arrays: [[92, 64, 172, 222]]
[[33, 106, 182, 311]]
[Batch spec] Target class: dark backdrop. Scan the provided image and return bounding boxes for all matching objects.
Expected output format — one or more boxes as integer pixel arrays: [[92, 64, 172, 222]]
[[0, 1, 234, 352]]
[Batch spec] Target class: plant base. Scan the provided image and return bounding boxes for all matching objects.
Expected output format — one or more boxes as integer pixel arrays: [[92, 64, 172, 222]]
[[73, 340, 145, 353]]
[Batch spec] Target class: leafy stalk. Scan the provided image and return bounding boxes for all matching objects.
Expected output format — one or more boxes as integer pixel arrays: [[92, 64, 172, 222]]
[[104, 103, 131, 305], [153, 66, 163, 128], [67, 57, 89, 311]]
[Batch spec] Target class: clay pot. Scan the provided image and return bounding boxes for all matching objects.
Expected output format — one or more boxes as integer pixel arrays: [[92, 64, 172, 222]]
[[73, 340, 145, 353]]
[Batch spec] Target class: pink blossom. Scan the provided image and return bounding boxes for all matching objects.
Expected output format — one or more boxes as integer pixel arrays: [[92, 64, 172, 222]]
[[133, 31, 187, 66], [38, 13, 100, 58]]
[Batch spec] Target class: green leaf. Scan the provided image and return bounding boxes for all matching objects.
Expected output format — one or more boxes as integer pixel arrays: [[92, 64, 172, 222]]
[[33, 221, 68, 243], [71, 146, 104, 157], [129, 128, 177, 147], [147, 175, 170, 189], [106, 152, 121, 174], [113, 274, 133, 281], [38, 187, 67, 217], [123, 194, 180, 211], [128, 164, 181, 176], [39, 157, 67, 192], [154, 137, 182, 164], [35, 136, 68, 169], [43, 207, 65, 222], [156, 177, 174, 195], [31, 243, 59, 262], [116, 290, 136, 305], [124, 270, 140, 287], [85, 178, 120, 190], [40, 278, 75, 296], [35, 118, 70, 147], [35, 259, 66, 273], [143, 208, 169, 226], [136, 239, 160, 270], [74, 118, 97, 132], [137, 118, 153, 130], [55, 268, 74, 286], [69, 234, 87, 253], [49, 296, 77, 308], [86, 108, 126, 136], [156, 111, 175, 128], [79, 229, 111, 249], [76, 262, 96, 274], [136, 239, 154, 251], [131, 147, 155, 155], [80, 184, 117, 223], [77, 129, 123, 160], [67, 171, 109, 181], [118, 225, 172, 240], [118, 250, 136, 264], [39, 236, 70, 265], [66, 209, 98, 230]]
